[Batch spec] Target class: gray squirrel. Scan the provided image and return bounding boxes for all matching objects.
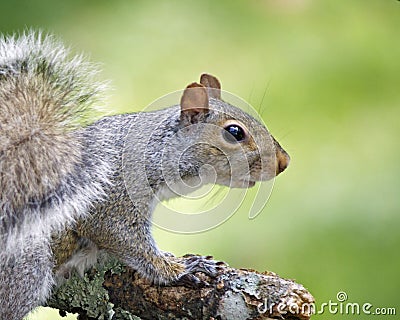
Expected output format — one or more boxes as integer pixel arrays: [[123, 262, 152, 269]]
[[0, 32, 290, 320]]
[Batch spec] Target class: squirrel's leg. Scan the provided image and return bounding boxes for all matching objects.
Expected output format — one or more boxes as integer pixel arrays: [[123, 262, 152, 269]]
[[116, 221, 187, 285], [121, 235, 219, 286], [79, 207, 218, 285], [52, 228, 99, 282], [0, 239, 54, 320], [76, 208, 185, 284]]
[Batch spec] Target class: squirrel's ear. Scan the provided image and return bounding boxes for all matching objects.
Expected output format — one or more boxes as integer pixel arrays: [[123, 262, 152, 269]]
[[180, 82, 209, 125], [200, 73, 221, 100]]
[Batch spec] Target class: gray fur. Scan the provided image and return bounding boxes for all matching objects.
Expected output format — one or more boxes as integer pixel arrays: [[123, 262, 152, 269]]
[[0, 32, 110, 319]]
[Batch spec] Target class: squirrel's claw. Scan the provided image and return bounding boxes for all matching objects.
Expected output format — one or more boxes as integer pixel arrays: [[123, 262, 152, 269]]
[[183, 255, 220, 278], [175, 255, 224, 288], [175, 273, 204, 288]]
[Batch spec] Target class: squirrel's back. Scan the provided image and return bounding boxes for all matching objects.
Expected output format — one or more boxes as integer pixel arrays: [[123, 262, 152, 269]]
[[0, 32, 109, 250]]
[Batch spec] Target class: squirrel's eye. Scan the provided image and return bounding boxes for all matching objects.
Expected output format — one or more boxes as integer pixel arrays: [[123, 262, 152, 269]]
[[223, 124, 246, 143]]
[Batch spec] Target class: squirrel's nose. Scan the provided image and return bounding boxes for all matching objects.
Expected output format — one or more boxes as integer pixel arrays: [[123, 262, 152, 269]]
[[275, 142, 290, 176]]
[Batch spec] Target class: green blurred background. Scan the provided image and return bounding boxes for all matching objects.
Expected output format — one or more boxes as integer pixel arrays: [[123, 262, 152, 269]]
[[2, 0, 398, 319]]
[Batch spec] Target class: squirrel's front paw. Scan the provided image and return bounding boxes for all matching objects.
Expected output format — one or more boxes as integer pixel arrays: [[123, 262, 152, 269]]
[[183, 254, 221, 277], [175, 255, 224, 288], [149, 253, 223, 287]]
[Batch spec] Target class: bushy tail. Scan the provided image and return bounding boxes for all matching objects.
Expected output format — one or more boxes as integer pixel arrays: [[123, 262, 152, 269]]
[[0, 31, 108, 245]]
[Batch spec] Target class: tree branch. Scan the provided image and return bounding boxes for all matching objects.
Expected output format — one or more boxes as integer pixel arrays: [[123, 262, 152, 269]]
[[48, 255, 314, 320]]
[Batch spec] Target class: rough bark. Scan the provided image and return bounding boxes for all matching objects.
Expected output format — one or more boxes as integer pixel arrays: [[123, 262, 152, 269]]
[[48, 255, 314, 320]]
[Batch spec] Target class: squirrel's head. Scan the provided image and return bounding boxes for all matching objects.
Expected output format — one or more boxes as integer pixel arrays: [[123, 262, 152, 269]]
[[176, 74, 290, 189]]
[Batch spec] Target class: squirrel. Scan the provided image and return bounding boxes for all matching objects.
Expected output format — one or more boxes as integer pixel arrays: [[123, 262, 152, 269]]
[[0, 31, 290, 320]]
